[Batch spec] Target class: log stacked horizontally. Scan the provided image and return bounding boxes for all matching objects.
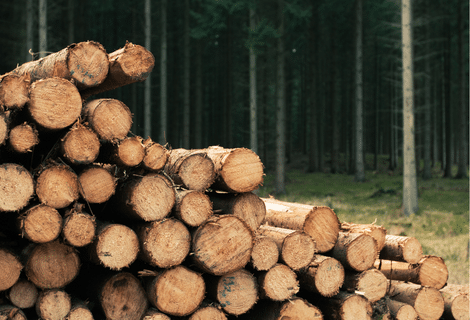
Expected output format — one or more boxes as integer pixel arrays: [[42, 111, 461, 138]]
[[0, 40, 468, 320]]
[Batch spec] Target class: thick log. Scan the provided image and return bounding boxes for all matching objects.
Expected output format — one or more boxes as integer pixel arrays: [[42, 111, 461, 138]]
[[297, 254, 345, 298], [19, 204, 63, 243], [65, 302, 94, 320], [78, 164, 117, 204], [257, 224, 316, 271], [250, 235, 279, 271], [62, 204, 96, 247], [205, 146, 264, 193], [330, 232, 377, 272], [386, 299, 418, 320], [146, 265, 205, 316], [439, 284, 469, 320], [0, 73, 30, 110], [35, 289, 71, 320], [0, 163, 34, 212], [341, 268, 388, 303], [189, 306, 227, 320], [28, 77, 82, 130], [262, 197, 340, 253], [141, 138, 169, 172], [374, 255, 449, 289], [7, 279, 38, 309], [80, 42, 155, 99], [379, 235, 423, 264], [316, 291, 373, 320], [0, 248, 23, 291], [341, 222, 387, 252], [191, 215, 254, 275], [60, 122, 100, 165], [0, 110, 8, 146], [8, 122, 39, 153], [173, 189, 213, 227], [12, 41, 109, 89], [142, 308, 171, 320], [0, 305, 27, 320], [257, 263, 299, 301]]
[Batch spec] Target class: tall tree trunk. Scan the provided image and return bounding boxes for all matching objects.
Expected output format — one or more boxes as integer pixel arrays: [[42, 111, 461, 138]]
[[307, 5, 319, 173], [144, 0, 152, 139], [160, 0, 168, 145], [26, 0, 33, 61], [249, 7, 258, 154], [330, 20, 339, 174], [354, 0, 365, 181], [183, 0, 190, 148], [68, 0, 74, 44], [195, 39, 203, 149], [39, 0, 47, 58], [422, 5, 432, 180], [443, 15, 452, 177], [402, 0, 418, 216]]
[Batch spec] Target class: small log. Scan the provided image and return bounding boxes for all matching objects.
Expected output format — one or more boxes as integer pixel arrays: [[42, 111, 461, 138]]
[[0, 73, 30, 109], [297, 254, 345, 298], [146, 265, 205, 316], [60, 122, 100, 165], [379, 235, 423, 264], [19, 204, 63, 243], [0, 305, 27, 320], [65, 302, 94, 320], [142, 308, 171, 320], [439, 284, 469, 320], [206, 146, 264, 193], [191, 215, 254, 275], [8, 122, 39, 153], [101, 136, 145, 167], [0, 110, 8, 146], [330, 232, 377, 272], [341, 268, 388, 303], [275, 298, 323, 320], [189, 306, 227, 320], [62, 204, 96, 247], [257, 263, 299, 301], [24, 240, 80, 289], [80, 42, 155, 99], [0, 248, 23, 291], [78, 164, 117, 204], [209, 191, 266, 231], [164, 148, 216, 192], [316, 291, 373, 320], [173, 189, 213, 227], [257, 224, 316, 271], [28, 77, 82, 130], [386, 299, 418, 320], [8, 279, 38, 309], [374, 255, 449, 289], [262, 197, 340, 253], [250, 235, 279, 271], [0, 163, 34, 212], [142, 138, 169, 172], [341, 222, 387, 252], [136, 218, 191, 268], [82, 98, 132, 142], [388, 280, 444, 320], [35, 289, 71, 320]]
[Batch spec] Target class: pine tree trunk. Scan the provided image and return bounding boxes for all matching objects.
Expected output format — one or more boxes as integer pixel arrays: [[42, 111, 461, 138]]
[[0, 163, 35, 212], [183, 0, 190, 149], [144, 0, 152, 139], [354, 0, 365, 182], [159, 0, 168, 145], [249, 7, 258, 154]]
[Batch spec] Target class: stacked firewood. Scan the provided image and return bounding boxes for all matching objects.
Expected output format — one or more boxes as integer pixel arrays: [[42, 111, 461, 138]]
[[0, 41, 467, 320]]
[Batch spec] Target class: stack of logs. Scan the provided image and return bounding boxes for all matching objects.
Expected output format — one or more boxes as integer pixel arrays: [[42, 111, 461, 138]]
[[0, 40, 468, 320]]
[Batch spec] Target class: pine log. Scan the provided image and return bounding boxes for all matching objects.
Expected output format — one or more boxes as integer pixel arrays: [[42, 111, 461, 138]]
[[19, 204, 63, 243], [0, 110, 8, 146], [0, 305, 27, 320], [297, 254, 345, 298], [99, 272, 148, 320], [142, 308, 171, 320], [388, 280, 444, 320], [35, 289, 71, 320], [164, 148, 216, 192], [65, 302, 94, 320], [61, 122, 100, 165], [209, 191, 266, 231], [250, 235, 279, 271], [62, 204, 96, 247], [386, 299, 418, 320], [341, 222, 387, 252], [0, 73, 30, 109], [0, 248, 23, 291], [7, 279, 38, 309], [106, 136, 145, 167], [78, 164, 117, 204], [257, 224, 316, 271], [8, 122, 39, 153], [35, 162, 80, 209], [28, 77, 83, 130], [24, 240, 80, 289], [330, 232, 377, 272], [205, 146, 264, 193], [341, 268, 388, 303], [80, 42, 155, 99], [189, 306, 227, 320], [439, 284, 469, 320], [12, 41, 109, 89], [262, 197, 340, 253], [135, 218, 191, 268], [379, 235, 423, 264], [173, 189, 213, 227], [146, 265, 205, 316], [82, 98, 132, 142], [275, 298, 323, 320], [0, 163, 34, 212], [257, 263, 299, 301], [374, 255, 449, 289], [191, 215, 254, 275], [141, 138, 169, 172], [316, 291, 373, 320]]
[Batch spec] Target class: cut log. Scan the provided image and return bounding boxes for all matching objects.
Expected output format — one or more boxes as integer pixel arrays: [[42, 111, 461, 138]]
[[78, 164, 117, 204], [35, 162, 80, 209], [60, 122, 100, 165], [191, 215, 254, 275], [275, 298, 323, 320], [82, 98, 133, 142], [11, 41, 109, 89], [35, 289, 71, 320], [142, 138, 169, 172], [173, 189, 213, 227], [19, 204, 63, 243], [257, 263, 299, 301], [439, 284, 469, 320], [189, 306, 227, 320], [103, 136, 145, 167], [297, 254, 345, 298], [388, 280, 444, 320], [250, 235, 279, 271], [142, 308, 171, 320], [0, 248, 23, 291], [341, 268, 388, 303], [80, 42, 155, 99], [0, 110, 8, 146], [0, 163, 34, 212], [374, 255, 449, 289], [7, 279, 38, 309], [386, 299, 418, 320], [99, 272, 148, 320], [379, 235, 423, 264], [8, 122, 39, 153], [206, 146, 264, 193], [0, 305, 27, 320], [341, 222, 387, 252], [136, 218, 191, 268], [24, 240, 80, 289], [209, 191, 266, 231], [330, 232, 377, 272], [164, 148, 216, 192], [262, 197, 340, 253], [65, 302, 94, 320], [257, 224, 316, 271], [28, 77, 83, 130], [62, 204, 96, 247], [146, 265, 205, 316], [316, 291, 373, 320], [0, 73, 30, 109]]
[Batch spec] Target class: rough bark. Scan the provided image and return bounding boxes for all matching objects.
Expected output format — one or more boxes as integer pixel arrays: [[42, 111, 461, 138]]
[[35, 289, 71, 320], [62, 204, 96, 247], [0, 163, 35, 212], [60, 122, 100, 165], [8, 122, 39, 153], [379, 235, 423, 264], [19, 204, 63, 243], [78, 164, 117, 204], [0, 248, 23, 291], [173, 189, 213, 227], [439, 284, 469, 320], [0, 73, 30, 110], [250, 235, 279, 271], [330, 232, 377, 272], [341, 268, 388, 303], [257, 263, 299, 301], [340, 222, 387, 252], [141, 137, 169, 172], [7, 279, 38, 309]]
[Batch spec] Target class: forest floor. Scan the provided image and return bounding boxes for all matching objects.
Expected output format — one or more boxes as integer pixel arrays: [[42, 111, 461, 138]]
[[258, 153, 469, 285]]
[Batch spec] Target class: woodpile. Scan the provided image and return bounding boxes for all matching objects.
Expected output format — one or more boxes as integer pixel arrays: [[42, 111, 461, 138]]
[[0, 40, 467, 320]]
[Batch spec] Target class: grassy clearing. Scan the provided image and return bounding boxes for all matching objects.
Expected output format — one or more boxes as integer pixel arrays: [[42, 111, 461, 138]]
[[258, 155, 469, 285]]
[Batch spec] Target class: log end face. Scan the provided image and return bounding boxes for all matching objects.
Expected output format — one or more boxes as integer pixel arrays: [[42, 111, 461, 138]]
[[356, 268, 389, 303], [79, 166, 116, 204], [402, 237, 423, 264], [179, 153, 216, 192], [303, 206, 340, 253], [262, 264, 299, 301], [178, 191, 213, 227], [0, 249, 23, 291], [9, 123, 39, 153], [117, 137, 145, 167], [8, 279, 38, 309], [314, 257, 345, 297], [278, 298, 324, 320], [68, 41, 109, 88], [142, 140, 169, 171], [22, 204, 63, 243], [62, 213, 96, 247], [451, 294, 469, 320], [346, 234, 378, 272], [340, 294, 373, 320], [418, 256, 449, 289], [62, 124, 100, 165], [414, 287, 444, 320], [114, 43, 155, 81], [36, 165, 80, 209], [0, 74, 30, 109], [96, 224, 139, 270], [251, 237, 279, 271], [281, 231, 316, 271], [217, 269, 258, 316], [0, 163, 34, 212]]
